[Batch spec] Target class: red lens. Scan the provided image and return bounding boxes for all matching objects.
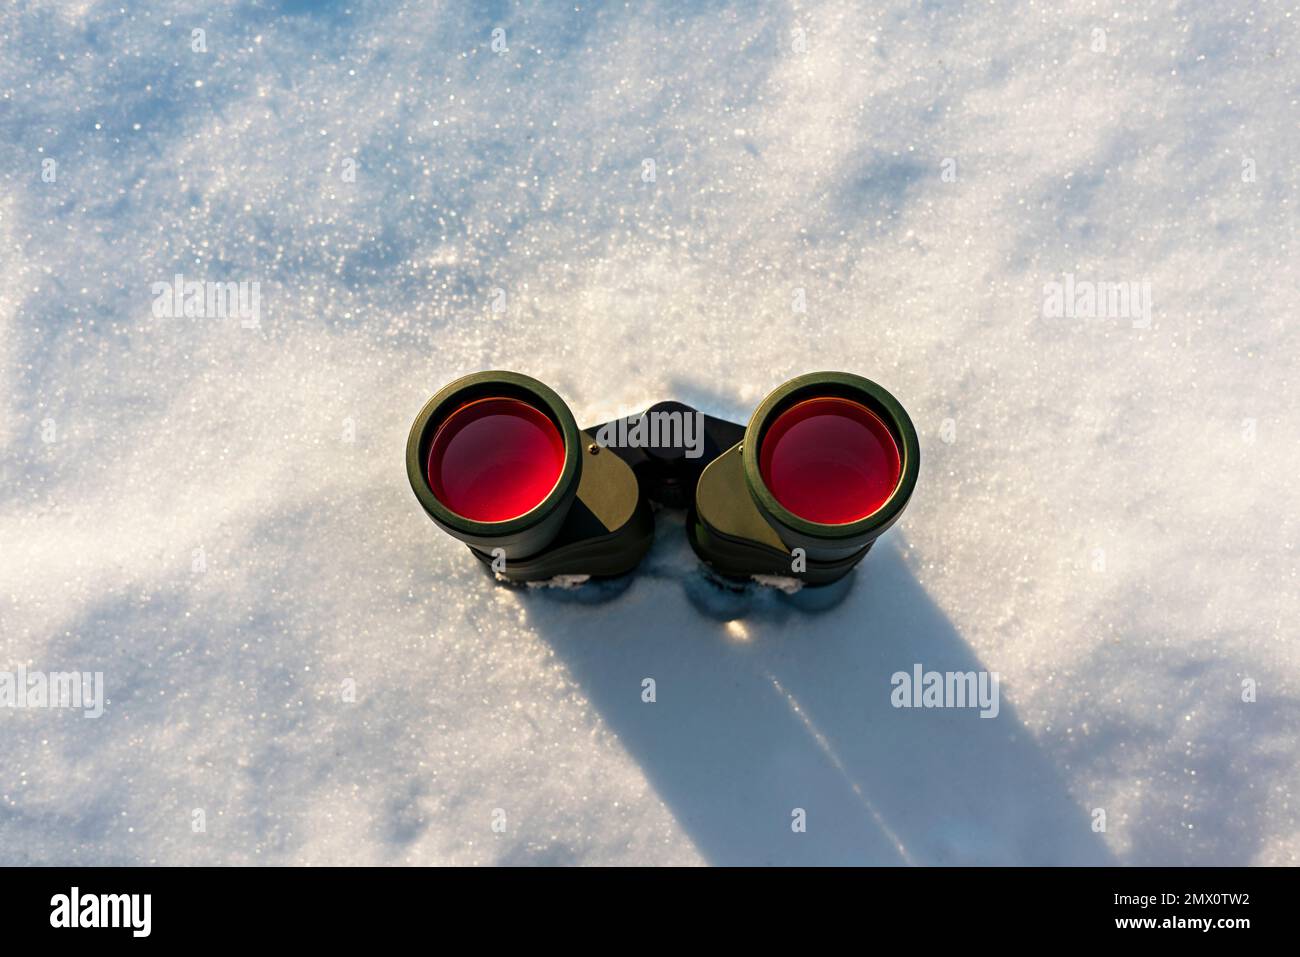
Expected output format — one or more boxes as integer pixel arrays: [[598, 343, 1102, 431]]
[[759, 396, 901, 525], [426, 397, 566, 522]]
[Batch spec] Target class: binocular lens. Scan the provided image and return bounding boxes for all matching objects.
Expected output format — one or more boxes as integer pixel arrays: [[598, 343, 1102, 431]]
[[758, 396, 901, 525], [426, 396, 566, 522]]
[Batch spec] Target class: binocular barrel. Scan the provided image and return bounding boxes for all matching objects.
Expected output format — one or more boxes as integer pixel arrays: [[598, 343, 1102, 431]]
[[687, 371, 919, 585]]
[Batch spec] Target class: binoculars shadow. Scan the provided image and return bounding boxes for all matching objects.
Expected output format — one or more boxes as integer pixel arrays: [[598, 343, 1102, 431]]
[[517, 531, 1116, 866]]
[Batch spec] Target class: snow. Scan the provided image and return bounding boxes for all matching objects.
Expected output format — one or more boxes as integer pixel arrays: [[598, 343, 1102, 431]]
[[0, 0, 1296, 865]]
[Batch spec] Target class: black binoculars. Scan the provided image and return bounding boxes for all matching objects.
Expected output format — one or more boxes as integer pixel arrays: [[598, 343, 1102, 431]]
[[406, 371, 919, 588]]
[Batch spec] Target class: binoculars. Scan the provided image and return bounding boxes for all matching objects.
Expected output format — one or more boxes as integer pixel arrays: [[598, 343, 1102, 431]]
[[406, 371, 919, 588]]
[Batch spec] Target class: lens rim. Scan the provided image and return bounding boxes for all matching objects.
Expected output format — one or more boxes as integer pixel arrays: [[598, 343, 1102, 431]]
[[742, 371, 919, 543], [406, 371, 582, 540]]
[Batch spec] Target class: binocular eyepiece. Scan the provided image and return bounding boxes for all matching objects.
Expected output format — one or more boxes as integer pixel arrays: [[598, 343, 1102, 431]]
[[406, 370, 919, 588]]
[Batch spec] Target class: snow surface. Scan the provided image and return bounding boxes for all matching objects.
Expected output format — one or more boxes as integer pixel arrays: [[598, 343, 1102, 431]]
[[0, 0, 1296, 865]]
